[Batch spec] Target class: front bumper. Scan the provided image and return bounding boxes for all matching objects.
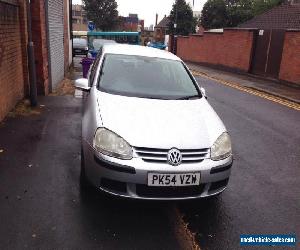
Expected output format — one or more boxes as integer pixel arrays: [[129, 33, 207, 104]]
[[83, 141, 233, 200]]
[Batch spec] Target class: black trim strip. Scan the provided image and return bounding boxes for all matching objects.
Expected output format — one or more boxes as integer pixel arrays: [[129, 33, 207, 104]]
[[94, 155, 136, 174], [210, 162, 233, 174]]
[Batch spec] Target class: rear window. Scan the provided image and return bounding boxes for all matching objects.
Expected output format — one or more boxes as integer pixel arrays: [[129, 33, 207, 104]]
[[98, 54, 200, 100], [73, 38, 87, 46]]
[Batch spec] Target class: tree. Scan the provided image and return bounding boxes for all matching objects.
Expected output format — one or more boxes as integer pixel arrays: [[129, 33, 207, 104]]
[[226, 0, 254, 27], [82, 0, 119, 31], [168, 0, 197, 36], [201, 0, 285, 29], [253, 0, 284, 16], [200, 0, 228, 29]]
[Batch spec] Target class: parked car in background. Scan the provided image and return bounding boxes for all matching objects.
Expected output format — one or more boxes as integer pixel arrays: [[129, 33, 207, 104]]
[[147, 42, 167, 50], [75, 44, 233, 200], [89, 39, 116, 58], [73, 38, 89, 56], [92, 39, 117, 51]]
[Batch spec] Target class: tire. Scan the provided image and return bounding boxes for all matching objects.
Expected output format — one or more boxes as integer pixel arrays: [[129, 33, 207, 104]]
[[80, 146, 92, 191]]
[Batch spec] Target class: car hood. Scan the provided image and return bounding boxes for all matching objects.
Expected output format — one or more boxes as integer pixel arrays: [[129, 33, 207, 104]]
[[97, 92, 226, 149]]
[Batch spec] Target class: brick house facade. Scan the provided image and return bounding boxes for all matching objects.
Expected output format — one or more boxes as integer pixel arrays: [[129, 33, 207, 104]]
[[154, 16, 170, 43], [0, 0, 26, 121]]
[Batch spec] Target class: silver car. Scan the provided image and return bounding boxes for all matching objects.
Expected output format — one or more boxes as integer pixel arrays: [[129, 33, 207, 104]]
[[75, 44, 233, 200], [73, 38, 89, 56]]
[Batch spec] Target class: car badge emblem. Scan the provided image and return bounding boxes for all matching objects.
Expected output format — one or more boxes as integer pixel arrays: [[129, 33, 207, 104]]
[[167, 148, 182, 166]]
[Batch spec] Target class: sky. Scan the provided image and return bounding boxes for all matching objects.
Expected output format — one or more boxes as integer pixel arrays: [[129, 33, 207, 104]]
[[72, 0, 206, 27]]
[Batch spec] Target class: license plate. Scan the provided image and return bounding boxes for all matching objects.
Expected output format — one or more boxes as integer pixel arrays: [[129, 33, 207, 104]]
[[148, 173, 200, 186], [75, 49, 81, 52]]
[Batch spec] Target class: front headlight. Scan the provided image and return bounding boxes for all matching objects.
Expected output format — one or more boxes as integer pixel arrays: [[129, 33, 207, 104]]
[[211, 132, 232, 161], [93, 128, 133, 160]]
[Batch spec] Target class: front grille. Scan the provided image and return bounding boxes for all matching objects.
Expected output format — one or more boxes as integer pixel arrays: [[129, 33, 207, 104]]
[[136, 184, 205, 198], [134, 147, 210, 164]]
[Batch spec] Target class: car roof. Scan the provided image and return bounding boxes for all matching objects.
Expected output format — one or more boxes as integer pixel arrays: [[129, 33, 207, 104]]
[[102, 44, 181, 61]]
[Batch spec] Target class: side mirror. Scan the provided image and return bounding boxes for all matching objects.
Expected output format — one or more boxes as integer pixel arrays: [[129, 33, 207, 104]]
[[75, 78, 90, 92], [200, 87, 207, 99]]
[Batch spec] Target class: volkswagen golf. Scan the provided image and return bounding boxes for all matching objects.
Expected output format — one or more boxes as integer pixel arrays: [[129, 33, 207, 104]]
[[75, 44, 233, 200]]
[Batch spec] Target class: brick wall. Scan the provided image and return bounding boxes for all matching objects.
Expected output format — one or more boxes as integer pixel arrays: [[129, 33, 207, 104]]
[[30, 0, 49, 95], [176, 29, 255, 72], [0, 1, 24, 121], [279, 31, 300, 85]]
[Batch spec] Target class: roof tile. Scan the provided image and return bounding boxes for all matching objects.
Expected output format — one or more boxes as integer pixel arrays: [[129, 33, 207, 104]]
[[239, 4, 300, 30]]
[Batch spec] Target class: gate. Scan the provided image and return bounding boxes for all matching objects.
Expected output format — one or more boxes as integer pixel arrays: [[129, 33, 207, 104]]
[[251, 29, 285, 79], [169, 35, 177, 55]]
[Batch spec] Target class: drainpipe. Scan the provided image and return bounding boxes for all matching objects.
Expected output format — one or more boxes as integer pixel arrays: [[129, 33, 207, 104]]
[[26, 0, 37, 106], [70, 0, 74, 65]]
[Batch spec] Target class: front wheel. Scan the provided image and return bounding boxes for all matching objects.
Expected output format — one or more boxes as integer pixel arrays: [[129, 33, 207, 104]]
[[80, 146, 91, 190]]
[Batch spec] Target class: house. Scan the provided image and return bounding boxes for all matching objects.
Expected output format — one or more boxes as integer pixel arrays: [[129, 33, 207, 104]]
[[193, 10, 201, 19], [72, 4, 87, 31], [239, 1, 300, 30], [0, 0, 72, 121], [119, 14, 144, 32], [141, 29, 155, 46], [154, 15, 170, 43]]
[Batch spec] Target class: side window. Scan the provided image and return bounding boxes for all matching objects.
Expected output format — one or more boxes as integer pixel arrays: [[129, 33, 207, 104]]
[[88, 48, 103, 86]]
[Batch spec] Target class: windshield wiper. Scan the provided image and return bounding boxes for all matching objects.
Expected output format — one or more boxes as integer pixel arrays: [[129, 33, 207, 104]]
[[176, 95, 200, 100]]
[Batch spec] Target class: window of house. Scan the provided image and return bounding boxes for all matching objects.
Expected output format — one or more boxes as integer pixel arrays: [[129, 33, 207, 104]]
[[75, 11, 81, 16]]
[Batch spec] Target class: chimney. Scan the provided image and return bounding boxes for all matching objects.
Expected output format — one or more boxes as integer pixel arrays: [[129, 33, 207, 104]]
[[155, 14, 158, 26]]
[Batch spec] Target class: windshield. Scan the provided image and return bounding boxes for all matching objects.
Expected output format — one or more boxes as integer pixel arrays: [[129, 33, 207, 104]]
[[98, 54, 200, 99]]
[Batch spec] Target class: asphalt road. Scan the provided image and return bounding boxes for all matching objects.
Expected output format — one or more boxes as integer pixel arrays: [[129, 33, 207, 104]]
[[178, 76, 300, 249]]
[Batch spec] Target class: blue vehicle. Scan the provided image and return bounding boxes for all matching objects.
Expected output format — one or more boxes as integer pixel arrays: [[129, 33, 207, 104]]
[[148, 42, 167, 50]]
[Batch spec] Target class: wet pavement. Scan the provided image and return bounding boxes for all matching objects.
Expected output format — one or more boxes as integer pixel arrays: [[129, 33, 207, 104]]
[[0, 96, 185, 249]]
